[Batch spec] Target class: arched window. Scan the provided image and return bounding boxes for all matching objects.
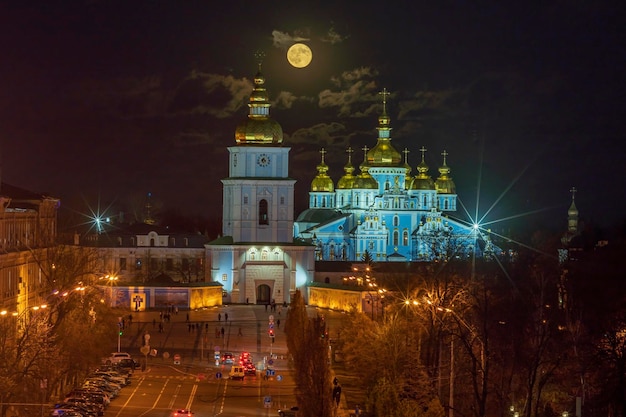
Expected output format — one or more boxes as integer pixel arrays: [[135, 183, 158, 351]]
[[403, 230, 409, 246], [393, 215, 399, 226], [393, 230, 399, 246], [259, 199, 269, 225]]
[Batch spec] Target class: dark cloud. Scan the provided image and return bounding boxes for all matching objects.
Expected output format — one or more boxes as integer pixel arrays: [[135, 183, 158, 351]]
[[1, 1, 623, 230]]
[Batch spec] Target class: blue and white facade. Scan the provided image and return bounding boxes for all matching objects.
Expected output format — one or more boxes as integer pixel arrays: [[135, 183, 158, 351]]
[[205, 66, 315, 304], [294, 93, 497, 263]]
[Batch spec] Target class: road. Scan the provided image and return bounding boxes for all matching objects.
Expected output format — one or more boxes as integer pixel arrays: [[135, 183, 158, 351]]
[[101, 304, 297, 417], [103, 363, 296, 417]]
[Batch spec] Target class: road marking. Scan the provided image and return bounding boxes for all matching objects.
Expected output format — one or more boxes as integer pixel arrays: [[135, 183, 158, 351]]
[[168, 383, 182, 409], [186, 383, 198, 410]]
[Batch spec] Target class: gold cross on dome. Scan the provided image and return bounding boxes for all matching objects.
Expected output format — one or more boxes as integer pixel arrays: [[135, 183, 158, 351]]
[[254, 50, 266, 69], [379, 88, 390, 104], [441, 149, 449, 164]]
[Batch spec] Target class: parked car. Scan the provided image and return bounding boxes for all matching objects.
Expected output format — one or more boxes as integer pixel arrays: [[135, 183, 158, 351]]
[[278, 406, 299, 417], [104, 352, 131, 365], [116, 358, 139, 372], [49, 407, 85, 417]]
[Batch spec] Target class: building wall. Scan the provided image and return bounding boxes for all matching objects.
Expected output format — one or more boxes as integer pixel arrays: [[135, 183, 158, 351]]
[[0, 192, 59, 314]]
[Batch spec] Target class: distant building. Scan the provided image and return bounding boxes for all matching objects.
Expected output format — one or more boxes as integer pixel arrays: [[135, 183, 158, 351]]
[[294, 90, 498, 263], [0, 182, 59, 314], [78, 222, 211, 285], [559, 187, 583, 263]]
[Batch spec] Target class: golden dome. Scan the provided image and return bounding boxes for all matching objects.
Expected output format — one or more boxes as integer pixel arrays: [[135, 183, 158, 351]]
[[435, 150, 456, 194], [235, 118, 283, 145], [311, 148, 335, 192], [367, 141, 402, 166], [337, 147, 357, 189], [354, 147, 378, 189], [354, 168, 378, 189], [367, 88, 402, 167], [411, 146, 435, 190], [235, 65, 283, 145]]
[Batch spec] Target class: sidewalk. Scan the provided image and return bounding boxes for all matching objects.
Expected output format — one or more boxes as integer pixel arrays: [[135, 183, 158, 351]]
[[119, 304, 288, 368]]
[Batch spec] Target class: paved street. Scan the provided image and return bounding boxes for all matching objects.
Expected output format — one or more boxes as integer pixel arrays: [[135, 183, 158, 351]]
[[104, 304, 354, 416]]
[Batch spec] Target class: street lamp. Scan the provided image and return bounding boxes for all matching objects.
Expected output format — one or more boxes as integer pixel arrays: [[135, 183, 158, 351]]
[[99, 275, 118, 307]]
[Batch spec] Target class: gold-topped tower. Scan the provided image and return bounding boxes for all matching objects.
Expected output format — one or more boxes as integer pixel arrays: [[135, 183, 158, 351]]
[[311, 148, 335, 192], [366, 88, 402, 167], [337, 147, 357, 189], [235, 51, 283, 145], [411, 146, 436, 190], [435, 150, 456, 194]]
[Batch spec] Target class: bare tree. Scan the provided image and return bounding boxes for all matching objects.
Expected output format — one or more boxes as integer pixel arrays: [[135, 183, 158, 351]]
[[0, 308, 58, 417], [285, 290, 333, 417]]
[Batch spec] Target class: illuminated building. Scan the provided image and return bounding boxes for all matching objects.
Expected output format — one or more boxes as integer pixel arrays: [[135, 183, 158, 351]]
[[294, 90, 497, 262], [204, 61, 315, 304], [0, 182, 59, 314]]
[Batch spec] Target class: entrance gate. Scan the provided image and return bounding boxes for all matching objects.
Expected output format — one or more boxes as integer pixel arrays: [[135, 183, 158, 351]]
[[256, 284, 271, 304]]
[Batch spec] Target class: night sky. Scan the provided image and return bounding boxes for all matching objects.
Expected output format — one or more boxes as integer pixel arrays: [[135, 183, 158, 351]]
[[1, 1, 624, 235]]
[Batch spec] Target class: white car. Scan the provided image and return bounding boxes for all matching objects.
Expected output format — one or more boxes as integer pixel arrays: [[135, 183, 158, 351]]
[[104, 352, 131, 365]]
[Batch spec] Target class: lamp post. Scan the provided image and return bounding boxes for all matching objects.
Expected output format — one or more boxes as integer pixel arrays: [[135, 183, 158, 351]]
[[100, 275, 118, 307], [436, 306, 484, 417]]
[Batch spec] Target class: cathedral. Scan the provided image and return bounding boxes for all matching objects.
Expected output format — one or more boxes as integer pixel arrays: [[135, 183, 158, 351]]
[[205, 62, 315, 305], [293, 90, 497, 263]]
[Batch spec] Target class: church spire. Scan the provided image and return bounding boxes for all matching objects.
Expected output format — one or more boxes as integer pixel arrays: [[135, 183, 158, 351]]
[[411, 146, 435, 190], [403, 148, 412, 189], [337, 147, 356, 189], [366, 88, 402, 167], [567, 186, 579, 233], [310, 148, 334, 192], [234, 51, 283, 145], [435, 150, 456, 194]]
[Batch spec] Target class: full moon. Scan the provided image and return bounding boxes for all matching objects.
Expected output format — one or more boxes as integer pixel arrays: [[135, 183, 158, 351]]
[[287, 43, 313, 68]]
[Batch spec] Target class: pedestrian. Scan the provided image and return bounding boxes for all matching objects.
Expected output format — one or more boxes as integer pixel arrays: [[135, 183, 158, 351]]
[[265, 303, 268, 312], [152, 318, 156, 328], [276, 319, 281, 328], [186, 313, 189, 322], [225, 313, 228, 322], [278, 306, 282, 316], [218, 313, 221, 322], [205, 323, 209, 332], [215, 327, 219, 338], [175, 306, 178, 315], [246, 297, 249, 304], [158, 322, 163, 333], [332, 386, 340, 406], [355, 404, 360, 416], [221, 327, 225, 337], [238, 327, 243, 336]]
